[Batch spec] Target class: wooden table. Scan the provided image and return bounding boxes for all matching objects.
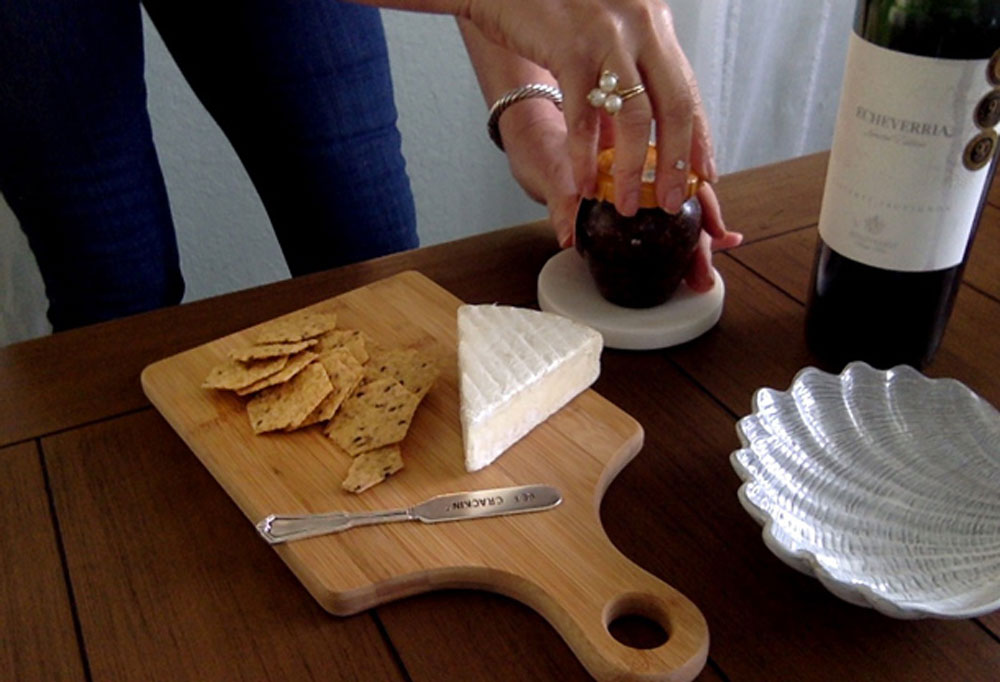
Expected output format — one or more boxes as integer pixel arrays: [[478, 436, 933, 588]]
[[2, 152, 998, 681]]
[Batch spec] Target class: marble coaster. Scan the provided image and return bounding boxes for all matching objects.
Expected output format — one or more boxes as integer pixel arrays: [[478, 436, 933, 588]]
[[536, 249, 725, 351]]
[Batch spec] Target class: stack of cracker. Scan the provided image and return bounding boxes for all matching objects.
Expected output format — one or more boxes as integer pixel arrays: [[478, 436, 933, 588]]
[[202, 310, 439, 494]]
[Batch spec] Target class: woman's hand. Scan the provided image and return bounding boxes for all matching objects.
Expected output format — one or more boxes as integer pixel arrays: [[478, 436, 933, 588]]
[[499, 96, 742, 288], [465, 0, 715, 219], [459, 4, 741, 289], [367, 0, 714, 222], [685, 181, 743, 292], [496, 96, 579, 248]]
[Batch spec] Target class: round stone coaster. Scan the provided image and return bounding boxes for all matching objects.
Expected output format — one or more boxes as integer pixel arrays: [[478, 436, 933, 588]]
[[537, 249, 725, 351]]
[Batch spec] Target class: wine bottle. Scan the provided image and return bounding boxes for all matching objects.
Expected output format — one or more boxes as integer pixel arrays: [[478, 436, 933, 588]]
[[805, 0, 1000, 370]]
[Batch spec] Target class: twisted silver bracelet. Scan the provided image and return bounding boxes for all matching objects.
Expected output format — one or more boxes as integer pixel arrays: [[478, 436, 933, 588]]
[[487, 83, 563, 151]]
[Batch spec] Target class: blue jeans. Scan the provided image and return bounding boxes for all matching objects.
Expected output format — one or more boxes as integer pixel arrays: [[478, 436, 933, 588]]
[[0, 0, 417, 331]]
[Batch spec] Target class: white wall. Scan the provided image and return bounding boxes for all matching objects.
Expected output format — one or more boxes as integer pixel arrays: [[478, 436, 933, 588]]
[[0, 1, 853, 346]]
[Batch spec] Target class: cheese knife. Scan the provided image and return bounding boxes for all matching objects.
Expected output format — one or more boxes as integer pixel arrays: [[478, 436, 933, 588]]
[[256, 484, 562, 544]]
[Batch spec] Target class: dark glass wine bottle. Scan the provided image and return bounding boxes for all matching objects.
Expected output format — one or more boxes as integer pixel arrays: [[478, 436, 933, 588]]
[[805, 0, 1000, 370]]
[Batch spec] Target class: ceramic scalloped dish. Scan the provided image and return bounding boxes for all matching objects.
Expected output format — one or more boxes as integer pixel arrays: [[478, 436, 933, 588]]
[[731, 361, 1000, 619]]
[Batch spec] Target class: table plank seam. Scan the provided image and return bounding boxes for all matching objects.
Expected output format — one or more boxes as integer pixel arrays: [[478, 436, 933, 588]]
[[37, 439, 95, 682], [370, 611, 417, 682], [965, 280, 1000, 305], [725, 240, 999, 307], [2, 154, 996, 682], [706, 655, 735, 682], [975, 618, 1000, 645], [720, 251, 808, 307], [1, 405, 152, 451], [736, 221, 819, 246], [666, 357, 742, 423]]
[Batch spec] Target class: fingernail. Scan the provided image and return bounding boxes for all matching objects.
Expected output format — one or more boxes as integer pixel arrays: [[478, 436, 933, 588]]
[[619, 189, 639, 217], [707, 156, 719, 183], [664, 187, 685, 214]]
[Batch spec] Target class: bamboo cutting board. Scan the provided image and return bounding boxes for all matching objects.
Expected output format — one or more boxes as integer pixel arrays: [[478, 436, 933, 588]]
[[141, 270, 708, 682]]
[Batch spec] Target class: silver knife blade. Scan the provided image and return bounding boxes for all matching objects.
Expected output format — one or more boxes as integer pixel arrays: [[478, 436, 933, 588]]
[[257, 484, 561, 544]]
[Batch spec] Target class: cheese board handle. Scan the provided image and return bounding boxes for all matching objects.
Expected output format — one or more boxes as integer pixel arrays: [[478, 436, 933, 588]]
[[528, 539, 709, 682]]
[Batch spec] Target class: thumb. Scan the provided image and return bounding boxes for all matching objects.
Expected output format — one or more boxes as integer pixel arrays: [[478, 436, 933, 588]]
[[499, 101, 580, 247], [548, 191, 580, 248]]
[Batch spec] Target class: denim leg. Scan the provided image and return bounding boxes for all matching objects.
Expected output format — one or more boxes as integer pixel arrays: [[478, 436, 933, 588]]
[[0, 0, 184, 331], [143, 0, 418, 276]]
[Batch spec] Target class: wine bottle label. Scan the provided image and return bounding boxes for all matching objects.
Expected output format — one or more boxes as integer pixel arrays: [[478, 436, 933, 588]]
[[819, 33, 995, 272]]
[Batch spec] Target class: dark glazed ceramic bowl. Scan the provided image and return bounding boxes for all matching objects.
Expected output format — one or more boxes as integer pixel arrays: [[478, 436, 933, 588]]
[[575, 195, 702, 309]]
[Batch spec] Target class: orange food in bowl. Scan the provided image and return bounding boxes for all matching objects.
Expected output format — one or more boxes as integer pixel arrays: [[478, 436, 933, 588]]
[[594, 146, 702, 209]]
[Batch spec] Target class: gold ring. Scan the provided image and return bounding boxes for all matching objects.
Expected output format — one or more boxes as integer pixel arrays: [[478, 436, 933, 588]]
[[618, 84, 646, 102], [587, 70, 646, 115]]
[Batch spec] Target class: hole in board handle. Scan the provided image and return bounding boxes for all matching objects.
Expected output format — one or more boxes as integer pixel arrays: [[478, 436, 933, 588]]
[[604, 593, 670, 650]]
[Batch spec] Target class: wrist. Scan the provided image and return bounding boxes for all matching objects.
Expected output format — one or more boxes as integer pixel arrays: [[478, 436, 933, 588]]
[[487, 84, 563, 151], [499, 96, 565, 145]]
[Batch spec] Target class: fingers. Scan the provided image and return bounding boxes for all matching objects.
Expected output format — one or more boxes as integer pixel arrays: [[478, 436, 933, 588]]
[[500, 98, 741, 296], [645, 54, 696, 212], [630, 7, 707, 213], [657, 44, 717, 187], [697, 182, 741, 246], [495, 96, 579, 247], [684, 183, 742, 292], [555, 43, 607, 201], [684, 231, 715, 293], [596, 58, 654, 217], [689, 95, 718, 184], [463, 0, 726, 249], [549, 192, 580, 248], [559, 2, 714, 217]]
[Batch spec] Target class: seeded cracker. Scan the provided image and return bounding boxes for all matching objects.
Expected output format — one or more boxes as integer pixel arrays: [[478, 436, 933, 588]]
[[236, 350, 318, 396], [325, 378, 423, 455], [247, 362, 333, 433], [292, 349, 365, 429], [313, 328, 370, 364], [228, 339, 317, 362], [203, 354, 289, 391], [253, 311, 339, 344], [342, 445, 404, 493], [362, 348, 439, 398]]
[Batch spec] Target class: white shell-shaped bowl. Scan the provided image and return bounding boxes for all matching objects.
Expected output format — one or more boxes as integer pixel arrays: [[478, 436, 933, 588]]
[[731, 362, 1000, 619]]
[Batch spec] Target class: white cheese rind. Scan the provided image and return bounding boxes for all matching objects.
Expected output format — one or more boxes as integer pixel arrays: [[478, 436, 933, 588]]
[[457, 305, 602, 471]]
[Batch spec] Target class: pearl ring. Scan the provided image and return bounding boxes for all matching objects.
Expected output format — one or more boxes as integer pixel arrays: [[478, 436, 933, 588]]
[[587, 70, 646, 115]]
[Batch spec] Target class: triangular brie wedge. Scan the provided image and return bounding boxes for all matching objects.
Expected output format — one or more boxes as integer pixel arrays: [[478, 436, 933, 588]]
[[457, 304, 603, 472]]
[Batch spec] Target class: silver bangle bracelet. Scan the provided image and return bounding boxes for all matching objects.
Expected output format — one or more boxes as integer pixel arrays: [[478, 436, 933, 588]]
[[487, 83, 563, 151]]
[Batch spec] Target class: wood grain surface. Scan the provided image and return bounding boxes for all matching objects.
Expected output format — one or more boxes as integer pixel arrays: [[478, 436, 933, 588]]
[[42, 411, 409, 682], [968, 205, 1000, 299], [4, 153, 998, 682], [594, 352, 1000, 682], [141, 270, 709, 682], [0, 443, 85, 682], [729, 230, 1000, 406]]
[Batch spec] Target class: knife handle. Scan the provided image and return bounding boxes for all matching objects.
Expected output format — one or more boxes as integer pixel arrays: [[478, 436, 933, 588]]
[[256, 508, 412, 544]]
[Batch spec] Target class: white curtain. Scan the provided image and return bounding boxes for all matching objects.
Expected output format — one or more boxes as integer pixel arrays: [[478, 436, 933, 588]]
[[0, 1, 854, 346], [672, 0, 853, 173]]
